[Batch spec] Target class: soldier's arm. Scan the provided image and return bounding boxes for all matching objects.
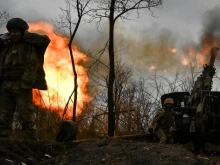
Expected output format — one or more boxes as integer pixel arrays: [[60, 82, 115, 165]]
[[149, 108, 165, 131], [23, 32, 50, 48], [20, 44, 38, 89], [154, 108, 165, 122]]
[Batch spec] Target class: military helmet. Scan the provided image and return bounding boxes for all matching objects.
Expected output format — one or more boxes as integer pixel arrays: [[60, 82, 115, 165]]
[[164, 98, 174, 105], [6, 18, 29, 31]]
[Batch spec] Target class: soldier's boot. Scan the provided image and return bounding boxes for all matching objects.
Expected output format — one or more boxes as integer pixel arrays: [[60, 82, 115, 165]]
[[159, 136, 167, 144], [155, 128, 167, 144], [21, 122, 38, 142]]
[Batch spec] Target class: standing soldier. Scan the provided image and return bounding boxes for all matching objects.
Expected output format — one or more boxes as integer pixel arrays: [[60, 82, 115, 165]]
[[149, 98, 177, 144], [0, 18, 50, 141]]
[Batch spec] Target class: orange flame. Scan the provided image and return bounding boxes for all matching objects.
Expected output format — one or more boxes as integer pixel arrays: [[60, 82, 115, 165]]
[[150, 65, 156, 70], [172, 46, 213, 68], [181, 58, 189, 66], [170, 48, 177, 54], [28, 22, 91, 118]]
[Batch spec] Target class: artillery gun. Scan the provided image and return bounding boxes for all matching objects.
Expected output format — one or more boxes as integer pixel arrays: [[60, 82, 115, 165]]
[[161, 47, 220, 146]]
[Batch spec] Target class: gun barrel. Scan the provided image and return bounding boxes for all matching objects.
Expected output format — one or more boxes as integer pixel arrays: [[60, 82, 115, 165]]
[[208, 47, 219, 66]]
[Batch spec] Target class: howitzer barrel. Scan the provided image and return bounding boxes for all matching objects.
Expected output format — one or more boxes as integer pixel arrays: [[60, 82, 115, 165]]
[[208, 47, 219, 66], [187, 47, 219, 111]]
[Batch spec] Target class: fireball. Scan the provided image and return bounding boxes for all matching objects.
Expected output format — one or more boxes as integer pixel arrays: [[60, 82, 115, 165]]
[[28, 22, 91, 118]]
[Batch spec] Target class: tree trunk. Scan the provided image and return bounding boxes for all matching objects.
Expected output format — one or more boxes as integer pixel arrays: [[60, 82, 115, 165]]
[[108, 0, 116, 137], [68, 16, 82, 121]]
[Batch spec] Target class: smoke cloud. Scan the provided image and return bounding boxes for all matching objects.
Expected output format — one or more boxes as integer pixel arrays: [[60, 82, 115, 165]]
[[200, 6, 220, 54], [85, 6, 220, 76], [86, 21, 195, 74]]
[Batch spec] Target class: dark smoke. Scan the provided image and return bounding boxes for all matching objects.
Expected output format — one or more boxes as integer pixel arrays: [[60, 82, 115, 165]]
[[201, 7, 220, 53], [83, 7, 220, 75], [202, 7, 220, 36]]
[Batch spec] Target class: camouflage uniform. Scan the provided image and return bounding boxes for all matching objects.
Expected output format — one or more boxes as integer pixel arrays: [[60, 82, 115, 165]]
[[150, 107, 176, 144], [22, 32, 50, 90], [0, 18, 50, 141], [0, 39, 39, 141]]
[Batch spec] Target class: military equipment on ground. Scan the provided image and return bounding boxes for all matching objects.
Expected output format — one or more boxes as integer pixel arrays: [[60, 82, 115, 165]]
[[161, 47, 220, 146], [56, 120, 78, 142]]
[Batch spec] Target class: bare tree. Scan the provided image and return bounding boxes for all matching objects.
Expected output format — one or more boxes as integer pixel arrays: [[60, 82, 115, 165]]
[[89, 0, 163, 137], [0, 10, 10, 28], [145, 62, 203, 122], [78, 57, 158, 137], [55, 0, 93, 121]]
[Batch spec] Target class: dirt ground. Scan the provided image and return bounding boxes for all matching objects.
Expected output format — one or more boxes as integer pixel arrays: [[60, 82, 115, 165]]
[[0, 137, 220, 165]]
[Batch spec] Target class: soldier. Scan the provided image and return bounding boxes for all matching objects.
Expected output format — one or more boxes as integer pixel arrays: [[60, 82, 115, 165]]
[[0, 18, 50, 141], [149, 98, 177, 144]]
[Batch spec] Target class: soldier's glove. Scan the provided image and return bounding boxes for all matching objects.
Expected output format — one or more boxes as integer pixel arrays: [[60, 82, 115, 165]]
[[0, 33, 11, 42], [169, 126, 175, 133], [148, 128, 154, 134]]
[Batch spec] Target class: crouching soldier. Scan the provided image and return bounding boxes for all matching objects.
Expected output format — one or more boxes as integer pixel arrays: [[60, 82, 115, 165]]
[[149, 98, 176, 144]]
